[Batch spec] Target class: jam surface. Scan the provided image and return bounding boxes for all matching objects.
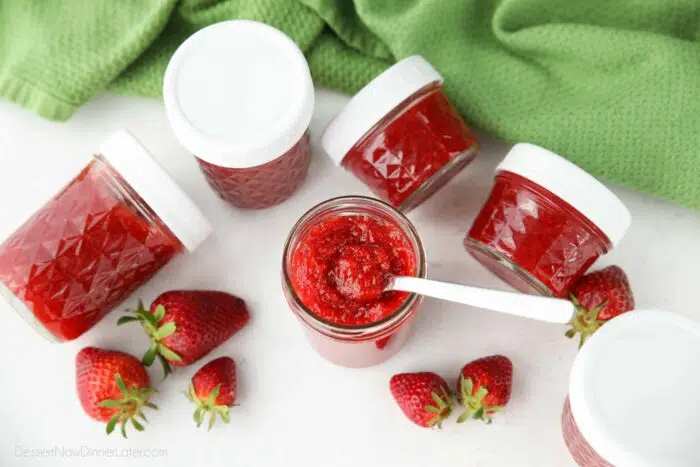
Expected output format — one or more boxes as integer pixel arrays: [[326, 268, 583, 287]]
[[0, 160, 182, 341], [197, 132, 311, 209], [341, 86, 477, 210], [466, 172, 609, 297], [290, 214, 417, 326]]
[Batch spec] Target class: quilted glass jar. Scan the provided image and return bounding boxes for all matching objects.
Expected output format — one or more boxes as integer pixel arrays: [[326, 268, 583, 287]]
[[164, 20, 314, 209], [0, 131, 211, 342], [322, 56, 479, 212], [465, 143, 630, 297], [563, 311, 700, 466], [282, 196, 426, 368]]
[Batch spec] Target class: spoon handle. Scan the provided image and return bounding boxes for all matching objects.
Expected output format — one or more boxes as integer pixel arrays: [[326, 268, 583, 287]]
[[390, 276, 574, 324]]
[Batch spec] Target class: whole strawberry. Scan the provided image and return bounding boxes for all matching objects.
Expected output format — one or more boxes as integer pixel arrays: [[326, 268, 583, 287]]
[[119, 291, 249, 377], [187, 357, 237, 430], [566, 266, 635, 347], [457, 355, 512, 423], [390, 372, 453, 428], [75, 347, 157, 437]]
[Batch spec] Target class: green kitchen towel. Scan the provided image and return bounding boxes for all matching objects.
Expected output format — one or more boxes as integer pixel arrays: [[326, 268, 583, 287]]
[[1, 1, 700, 211]]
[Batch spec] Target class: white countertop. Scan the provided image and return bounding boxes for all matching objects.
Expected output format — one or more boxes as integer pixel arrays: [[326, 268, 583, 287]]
[[0, 90, 698, 467]]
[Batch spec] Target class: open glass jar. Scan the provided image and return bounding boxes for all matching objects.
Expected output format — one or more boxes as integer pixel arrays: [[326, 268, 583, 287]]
[[0, 131, 212, 342], [164, 20, 314, 209], [563, 311, 700, 466], [282, 196, 426, 367], [465, 143, 630, 297], [322, 56, 479, 212]]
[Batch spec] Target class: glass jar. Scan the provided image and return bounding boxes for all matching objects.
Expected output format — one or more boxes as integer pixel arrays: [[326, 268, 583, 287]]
[[322, 56, 479, 213], [164, 20, 314, 209], [282, 196, 427, 368], [563, 310, 700, 466], [0, 131, 212, 342], [465, 143, 630, 297]]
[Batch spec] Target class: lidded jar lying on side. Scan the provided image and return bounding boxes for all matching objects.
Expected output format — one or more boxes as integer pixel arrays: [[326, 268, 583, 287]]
[[164, 20, 315, 209], [322, 56, 479, 213], [282, 196, 426, 367], [465, 143, 631, 297], [562, 310, 700, 466], [0, 131, 212, 342]]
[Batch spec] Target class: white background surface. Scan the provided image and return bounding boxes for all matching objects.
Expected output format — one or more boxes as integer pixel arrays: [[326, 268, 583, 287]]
[[0, 89, 698, 467]]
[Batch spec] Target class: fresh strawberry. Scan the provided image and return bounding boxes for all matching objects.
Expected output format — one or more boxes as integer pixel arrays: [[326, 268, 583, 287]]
[[456, 355, 512, 423], [390, 372, 453, 428], [75, 347, 157, 437], [119, 291, 249, 377], [187, 357, 237, 430], [566, 266, 635, 347]]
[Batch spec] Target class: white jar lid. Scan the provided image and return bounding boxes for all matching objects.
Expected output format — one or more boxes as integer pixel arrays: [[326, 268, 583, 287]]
[[163, 20, 314, 169], [496, 143, 631, 247], [569, 310, 700, 467], [321, 56, 443, 165], [99, 130, 212, 252]]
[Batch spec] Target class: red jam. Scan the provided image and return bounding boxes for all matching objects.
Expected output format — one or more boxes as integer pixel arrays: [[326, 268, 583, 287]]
[[466, 172, 611, 297], [196, 132, 311, 209], [0, 159, 182, 341], [289, 215, 417, 326], [341, 84, 478, 211]]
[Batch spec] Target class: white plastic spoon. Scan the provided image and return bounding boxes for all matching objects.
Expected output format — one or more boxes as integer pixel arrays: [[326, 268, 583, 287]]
[[386, 276, 574, 324]]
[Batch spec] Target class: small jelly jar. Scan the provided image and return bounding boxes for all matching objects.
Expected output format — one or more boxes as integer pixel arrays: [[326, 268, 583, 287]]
[[282, 196, 426, 368], [164, 20, 314, 209], [563, 310, 700, 466], [0, 131, 212, 342], [322, 56, 479, 212], [465, 143, 630, 297]]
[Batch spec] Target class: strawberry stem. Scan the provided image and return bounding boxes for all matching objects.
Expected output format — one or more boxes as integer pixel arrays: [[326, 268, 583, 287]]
[[98, 374, 157, 438]]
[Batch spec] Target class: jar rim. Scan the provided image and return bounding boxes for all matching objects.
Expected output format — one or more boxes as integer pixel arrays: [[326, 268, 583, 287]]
[[282, 196, 427, 339]]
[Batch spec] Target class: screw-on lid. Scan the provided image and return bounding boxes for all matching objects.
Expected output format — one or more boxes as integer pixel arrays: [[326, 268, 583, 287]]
[[99, 130, 212, 251], [163, 20, 314, 169], [496, 143, 631, 247], [321, 56, 443, 165], [569, 310, 700, 467]]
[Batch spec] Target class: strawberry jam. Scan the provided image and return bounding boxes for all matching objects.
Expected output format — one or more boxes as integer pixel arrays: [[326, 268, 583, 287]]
[[0, 131, 211, 341], [465, 144, 630, 297], [322, 57, 479, 212], [290, 215, 416, 326], [283, 196, 426, 367]]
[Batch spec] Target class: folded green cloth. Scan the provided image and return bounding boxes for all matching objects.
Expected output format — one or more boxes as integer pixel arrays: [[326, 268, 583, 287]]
[[2, 1, 699, 210]]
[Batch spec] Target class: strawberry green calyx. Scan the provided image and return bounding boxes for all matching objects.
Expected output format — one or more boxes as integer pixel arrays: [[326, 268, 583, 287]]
[[424, 390, 452, 429], [98, 374, 158, 438], [456, 375, 502, 424], [565, 296, 607, 348], [187, 383, 232, 430], [117, 301, 182, 378]]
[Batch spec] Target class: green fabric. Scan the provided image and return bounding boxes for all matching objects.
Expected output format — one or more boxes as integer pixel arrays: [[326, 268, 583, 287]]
[[1, 1, 699, 210]]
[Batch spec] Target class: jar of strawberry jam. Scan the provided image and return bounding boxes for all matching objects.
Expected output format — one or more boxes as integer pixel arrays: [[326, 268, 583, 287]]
[[282, 196, 426, 367], [466, 143, 630, 297], [0, 131, 212, 342], [321, 56, 479, 213], [164, 20, 314, 209], [563, 310, 700, 466]]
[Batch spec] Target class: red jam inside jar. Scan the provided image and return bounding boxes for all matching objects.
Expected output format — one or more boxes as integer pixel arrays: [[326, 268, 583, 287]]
[[164, 21, 315, 210], [289, 214, 416, 326], [465, 144, 630, 298], [282, 197, 425, 368], [196, 132, 311, 209], [322, 56, 479, 212], [0, 132, 210, 341]]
